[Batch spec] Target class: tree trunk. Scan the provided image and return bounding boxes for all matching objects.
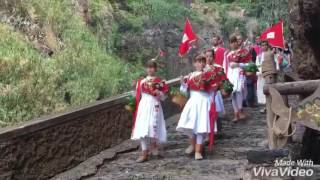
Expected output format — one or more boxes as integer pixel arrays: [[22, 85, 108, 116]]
[[289, 0, 320, 80]]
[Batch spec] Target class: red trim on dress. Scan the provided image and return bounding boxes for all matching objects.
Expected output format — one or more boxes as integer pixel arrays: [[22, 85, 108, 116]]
[[209, 92, 217, 151]]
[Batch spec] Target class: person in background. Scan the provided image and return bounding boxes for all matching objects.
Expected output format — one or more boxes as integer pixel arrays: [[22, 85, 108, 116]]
[[236, 35, 256, 107], [273, 48, 286, 71], [252, 36, 262, 56], [225, 35, 247, 122], [283, 42, 292, 65], [211, 35, 226, 67], [256, 40, 270, 113], [248, 40, 258, 107], [131, 60, 168, 163], [236, 35, 247, 106]]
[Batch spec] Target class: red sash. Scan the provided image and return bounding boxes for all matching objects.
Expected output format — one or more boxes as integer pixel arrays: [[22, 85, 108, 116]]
[[214, 47, 225, 66], [209, 93, 218, 151], [132, 79, 142, 132]]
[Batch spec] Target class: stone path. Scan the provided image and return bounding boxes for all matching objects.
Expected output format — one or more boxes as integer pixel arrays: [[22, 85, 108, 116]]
[[81, 100, 268, 180], [51, 98, 320, 180]]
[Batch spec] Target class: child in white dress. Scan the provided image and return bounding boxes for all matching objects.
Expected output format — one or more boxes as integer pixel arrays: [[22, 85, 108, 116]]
[[131, 60, 168, 163], [256, 40, 269, 105], [176, 55, 212, 160], [225, 36, 247, 122], [204, 49, 225, 132]]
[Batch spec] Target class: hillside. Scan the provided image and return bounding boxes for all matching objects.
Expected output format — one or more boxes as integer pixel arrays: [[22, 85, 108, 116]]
[[0, 0, 289, 126]]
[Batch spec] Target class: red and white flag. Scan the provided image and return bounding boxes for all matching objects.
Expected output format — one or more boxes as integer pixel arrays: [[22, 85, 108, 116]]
[[179, 18, 197, 57], [260, 20, 285, 49]]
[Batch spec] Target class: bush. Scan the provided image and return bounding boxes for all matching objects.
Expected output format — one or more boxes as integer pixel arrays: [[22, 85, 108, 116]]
[[128, 0, 195, 23], [219, 12, 246, 38], [0, 0, 141, 127]]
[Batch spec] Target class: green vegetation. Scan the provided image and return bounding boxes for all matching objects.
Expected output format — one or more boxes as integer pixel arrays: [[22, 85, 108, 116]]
[[128, 0, 194, 23], [0, 0, 197, 126], [220, 80, 234, 94], [0, 0, 289, 126], [124, 95, 136, 112], [203, 0, 289, 38], [0, 0, 139, 126], [244, 62, 259, 73]]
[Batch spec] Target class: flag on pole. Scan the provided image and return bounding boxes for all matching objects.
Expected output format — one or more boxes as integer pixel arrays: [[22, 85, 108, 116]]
[[259, 20, 285, 49], [179, 18, 197, 57]]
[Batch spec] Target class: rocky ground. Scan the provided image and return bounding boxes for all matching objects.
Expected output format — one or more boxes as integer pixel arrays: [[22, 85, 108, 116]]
[[53, 99, 320, 180]]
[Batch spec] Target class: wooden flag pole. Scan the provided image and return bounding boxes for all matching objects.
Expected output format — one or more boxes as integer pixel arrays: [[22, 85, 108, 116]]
[[152, 48, 161, 60], [180, 55, 184, 76]]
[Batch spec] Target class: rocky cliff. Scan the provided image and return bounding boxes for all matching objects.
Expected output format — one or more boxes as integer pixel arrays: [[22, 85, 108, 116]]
[[289, 0, 320, 80]]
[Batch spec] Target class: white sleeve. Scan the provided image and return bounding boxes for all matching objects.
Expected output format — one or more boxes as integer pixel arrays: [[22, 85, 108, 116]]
[[158, 91, 167, 101], [274, 56, 280, 71], [256, 57, 262, 75], [239, 63, 247, 68], [223, 53, 227, 73], [180, 83, 188, 93]]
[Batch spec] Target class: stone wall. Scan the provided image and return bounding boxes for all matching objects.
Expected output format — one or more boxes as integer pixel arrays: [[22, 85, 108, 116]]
[[0, 78, 180, 180]]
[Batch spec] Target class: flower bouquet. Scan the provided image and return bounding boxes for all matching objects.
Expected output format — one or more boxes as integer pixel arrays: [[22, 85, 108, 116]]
[[144, 80, 168, 96], [124, 95, 136, 112], [238, 48, 252, 63], [169, 87, 187, 109], [145, 81, 164, 90], [243, 62, 259, 76], [219, 80, 233, 97]]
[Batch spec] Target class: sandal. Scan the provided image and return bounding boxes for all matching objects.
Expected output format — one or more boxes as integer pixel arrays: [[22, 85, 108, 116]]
[[136, 156, 148, 163]]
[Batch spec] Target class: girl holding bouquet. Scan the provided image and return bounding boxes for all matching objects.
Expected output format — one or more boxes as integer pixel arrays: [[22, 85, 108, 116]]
[[131, 60, 168, 163], [204, 49, 227, 119], [225, 35, 247, 122], [176, 55, 213, 160]]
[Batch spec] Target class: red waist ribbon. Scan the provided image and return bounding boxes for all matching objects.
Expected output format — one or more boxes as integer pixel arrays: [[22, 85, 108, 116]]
[[209, 92, 218, 151], [132, 79, 142, 132]]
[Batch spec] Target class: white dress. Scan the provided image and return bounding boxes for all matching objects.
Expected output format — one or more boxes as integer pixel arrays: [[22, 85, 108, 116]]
[[214, 91, 224, 114], [225, 51, 245, 93], [256, 53, 266, 104], [131, 77, 167, 142], [176, 71, 212, 135]]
